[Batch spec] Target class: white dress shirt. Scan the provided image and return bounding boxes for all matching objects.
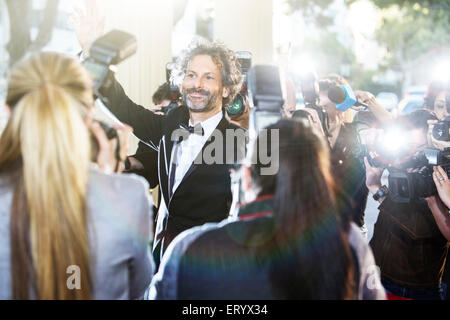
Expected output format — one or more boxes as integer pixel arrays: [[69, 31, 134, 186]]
[[172, 111, 223, 194]]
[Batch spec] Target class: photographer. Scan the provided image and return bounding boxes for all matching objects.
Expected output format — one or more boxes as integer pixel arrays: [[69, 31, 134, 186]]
[[315, 74, 391, 239], [428, 117, 450, 210], [366, 110, 450, 300], [149, 119, 385, 300], [0, 52, 154, 299], [424, 81, 448, 121]]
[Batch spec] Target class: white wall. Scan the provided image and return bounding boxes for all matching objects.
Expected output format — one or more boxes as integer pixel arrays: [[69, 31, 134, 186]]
[[214, 0, 273, 65]]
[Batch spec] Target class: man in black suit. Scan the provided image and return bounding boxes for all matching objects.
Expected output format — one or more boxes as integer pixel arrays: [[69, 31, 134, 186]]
[[99, 39, 246, 265]]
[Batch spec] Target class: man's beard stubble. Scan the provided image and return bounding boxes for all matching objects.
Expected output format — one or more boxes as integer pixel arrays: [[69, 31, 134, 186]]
[[183, 87, 221, 113]]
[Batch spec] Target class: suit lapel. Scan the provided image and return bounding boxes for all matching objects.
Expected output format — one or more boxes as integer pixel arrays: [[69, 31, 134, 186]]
[[168, 116, 230, 205], [160, 106, 189, 205]]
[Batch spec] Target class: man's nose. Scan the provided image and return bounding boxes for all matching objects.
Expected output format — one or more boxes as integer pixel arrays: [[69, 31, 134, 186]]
[[192, 76, 205, 90]]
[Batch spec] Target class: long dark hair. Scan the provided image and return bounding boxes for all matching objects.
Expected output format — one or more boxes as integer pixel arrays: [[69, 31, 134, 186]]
[[254, 119, 356, 299]]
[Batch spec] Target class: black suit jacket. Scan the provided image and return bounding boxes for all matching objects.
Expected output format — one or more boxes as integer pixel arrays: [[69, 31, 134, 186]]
[[101, 79, 247, 262]]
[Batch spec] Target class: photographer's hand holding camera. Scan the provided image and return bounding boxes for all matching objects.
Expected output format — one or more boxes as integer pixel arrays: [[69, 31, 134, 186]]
[[364, 152, 387, 203], [90, 121, 133, 173], [367, 110, 450, 300]]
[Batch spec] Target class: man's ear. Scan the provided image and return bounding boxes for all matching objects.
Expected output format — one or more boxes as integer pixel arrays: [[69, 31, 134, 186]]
[[222, 86, 230, 99]]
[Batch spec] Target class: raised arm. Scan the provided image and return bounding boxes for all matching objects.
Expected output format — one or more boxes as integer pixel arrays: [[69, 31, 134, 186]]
[[71, 0, 164, 147]]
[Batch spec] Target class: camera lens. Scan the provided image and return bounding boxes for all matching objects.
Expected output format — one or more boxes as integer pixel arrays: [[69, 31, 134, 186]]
[[226, 94, 246, 117], [432, 122, 450, 141]]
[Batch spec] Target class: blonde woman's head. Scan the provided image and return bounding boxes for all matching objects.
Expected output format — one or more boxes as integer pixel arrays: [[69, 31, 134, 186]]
[[1, 52, 94, 300]]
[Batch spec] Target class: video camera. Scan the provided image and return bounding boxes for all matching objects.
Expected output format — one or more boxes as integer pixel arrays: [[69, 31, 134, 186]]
[[365, 120, 450, 202], [432, 116, 450, 141], [387, 149, 450, 203], [226, 51, 252, 118], [83, 29, 137, 96], [432, 78, 450, 141]]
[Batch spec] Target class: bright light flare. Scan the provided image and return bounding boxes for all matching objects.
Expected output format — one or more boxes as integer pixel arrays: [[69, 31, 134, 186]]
[[433, 61, 450, 84], [380, 128, 407, 154], [291, 55, 316, 78]]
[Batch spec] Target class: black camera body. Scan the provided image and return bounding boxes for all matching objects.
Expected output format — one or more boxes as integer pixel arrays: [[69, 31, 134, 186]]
[[432, 116, 450, 141], [247, 64, 284, 134], [90, 121, 119, 164], [387, 149, 450, 203], [226, 51, 252, 118], [83, 29, 137, 95], [291, 70, 331, 138]]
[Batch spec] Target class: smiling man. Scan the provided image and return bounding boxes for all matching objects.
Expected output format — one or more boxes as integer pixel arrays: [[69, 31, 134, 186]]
[[98, 39, 245, 265]]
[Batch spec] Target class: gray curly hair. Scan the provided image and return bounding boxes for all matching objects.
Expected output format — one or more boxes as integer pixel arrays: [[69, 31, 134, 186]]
[[171, 38, 243, 107]]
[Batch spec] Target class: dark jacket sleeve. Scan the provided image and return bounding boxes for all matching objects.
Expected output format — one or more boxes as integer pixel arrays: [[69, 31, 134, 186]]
[[127, 142, 159, 189], [99, 77, 164, 148]]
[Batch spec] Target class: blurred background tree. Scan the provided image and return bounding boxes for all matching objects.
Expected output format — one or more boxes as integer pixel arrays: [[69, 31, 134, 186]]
[[285, 0, 450, 97]]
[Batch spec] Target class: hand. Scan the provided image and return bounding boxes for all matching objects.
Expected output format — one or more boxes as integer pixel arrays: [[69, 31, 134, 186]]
[[355, 90, 376, 108], [364, 155, 385, 195], [355, 90, 392, 122], [90, 121, 133, 174], [71, 0, 106, 55], [432, 166, 450, 209], [149, 103, 167, 116], [300, 108, 326, 137]]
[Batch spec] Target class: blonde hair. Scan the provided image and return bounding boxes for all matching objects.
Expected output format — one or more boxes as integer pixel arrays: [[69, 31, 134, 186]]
[[0, 52, 94, 299]]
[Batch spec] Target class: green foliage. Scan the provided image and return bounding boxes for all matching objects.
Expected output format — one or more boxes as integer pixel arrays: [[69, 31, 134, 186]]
[[285, 0, 335, 27], [285, 0, 450, 93], [371, 0, 450, 10], [375, 3, 450, 72]]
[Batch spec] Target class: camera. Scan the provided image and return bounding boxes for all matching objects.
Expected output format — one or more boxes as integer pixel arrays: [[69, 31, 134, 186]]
[[374, 148, 450, 203], [226, 51, 252, 118], [388, 149, 450, 202], [432, 116, 450, 141], [291, 70, 331, 138], [229, 64, 284, 219], [90, 120, 120, 164], [362, 117, 450, 202], [83, 29, 137, 95], [247, 64, 285, 135]]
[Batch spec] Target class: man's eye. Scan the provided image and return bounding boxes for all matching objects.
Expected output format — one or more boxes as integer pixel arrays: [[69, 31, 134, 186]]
[[206, 76, 214, 80], [186, 73, 195, 79]]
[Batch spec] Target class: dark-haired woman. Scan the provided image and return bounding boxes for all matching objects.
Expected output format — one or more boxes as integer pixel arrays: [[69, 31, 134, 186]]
[[149, 119, 385, 300]]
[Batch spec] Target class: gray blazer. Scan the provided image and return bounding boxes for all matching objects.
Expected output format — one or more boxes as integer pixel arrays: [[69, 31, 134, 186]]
[[0, 167, 155, 299]]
